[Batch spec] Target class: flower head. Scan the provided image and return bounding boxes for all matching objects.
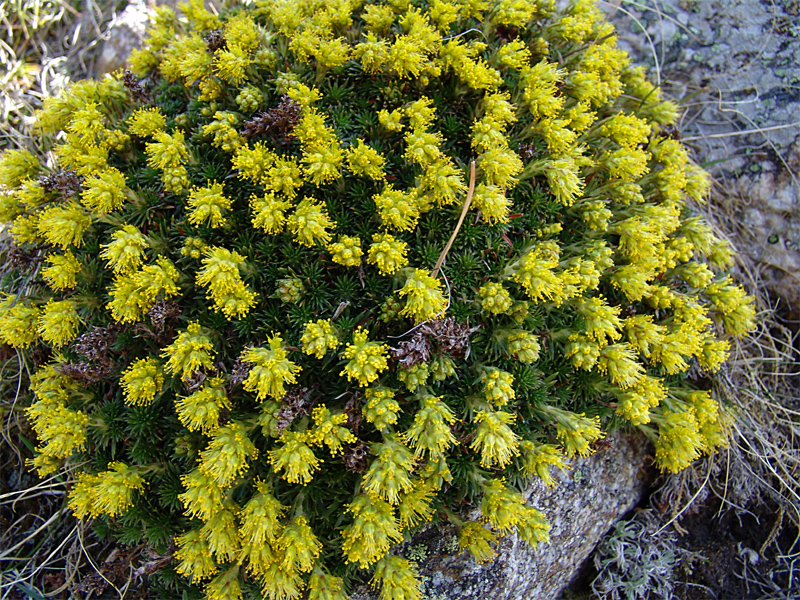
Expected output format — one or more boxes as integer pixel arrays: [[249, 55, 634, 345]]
[[241, 335, 301, 400], [341, 328, 389, 386]]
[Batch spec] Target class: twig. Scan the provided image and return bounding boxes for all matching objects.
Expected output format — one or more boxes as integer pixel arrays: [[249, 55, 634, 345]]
[[431, 161, 476, 279]]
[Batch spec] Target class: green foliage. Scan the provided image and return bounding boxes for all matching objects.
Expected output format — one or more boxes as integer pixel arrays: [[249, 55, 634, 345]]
[[0, 0, 758, 598]]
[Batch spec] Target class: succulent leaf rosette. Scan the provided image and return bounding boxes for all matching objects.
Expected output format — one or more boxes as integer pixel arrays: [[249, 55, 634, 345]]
[[0, 0, 755, 598]]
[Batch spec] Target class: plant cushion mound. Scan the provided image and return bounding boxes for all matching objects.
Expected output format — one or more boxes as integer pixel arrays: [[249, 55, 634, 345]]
[[0, 0, 755, 598]]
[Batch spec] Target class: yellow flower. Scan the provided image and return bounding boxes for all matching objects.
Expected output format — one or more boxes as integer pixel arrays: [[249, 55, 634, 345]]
[[307, 405, 357, 456], [250, 192, 292, 234], [397, 480, 435, 528], [241, 335, 301, 400], [287, 198, 334, 247], [203, 111, 245, 153], [398, 362, 429, 392], [205, 565, 242, 600], [327, 235, 363, 267], [127, 107, 167, 137], [575, 297, 622, 346], [458, 522, 497, 564], [543, 405, 604, 457], [146, 130, 189, 170], [374, 185, 420, 231], [597, 343, 644, 388], [0, 148, 40, 188], [470, 410, 519, 468], [341, 328, 389, 386], [175, 529, 218, 582], [371, 555, 422, 600], [121, 358, 165, 406], [347, 139, 386, 180], [398, 269, 447, 322], [80, 168, 129, 214], [368, 233, 409, 275], [341, 493, 402, 568], [0, 296, 39, 348], [162, 321, 216, 380], [38, 300, 81, 348], [378, 108, 404, 132], [480, 367, 515, 406], [199, 421, 258, 487], [511, 241, 562, 304], [301, 319, 340, 359], [613, 375, 666, 425], [653, 410, 703, 473], [308, 567, 346, 600], [363, 386, 401, 431], [187, 181, 232, 228], [363, 434, 415, 504], [269, 431, 320, 484], [276, 516, 322, 573], [201, 503, 241, 562], [37, 201, 92, 249], [179, 469, 225, 521], [506, 330, 541, 363], [403, 395, 457, 457], [519, 442, 567, 487], [91, 462, 146, 518], [100, 224, 149, 275], [472, 183, 511, 224], [239, 480, 286, 545], [42, 251, 82, 291]]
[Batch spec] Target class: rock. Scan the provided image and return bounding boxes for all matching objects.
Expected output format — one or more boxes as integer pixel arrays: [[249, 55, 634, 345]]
[[603, 0, 800, 308], [94, 0, 152, 76], [350, 432, 649, 600]]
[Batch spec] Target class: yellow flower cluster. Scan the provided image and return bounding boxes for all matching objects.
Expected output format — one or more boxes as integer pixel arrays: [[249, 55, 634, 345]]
[[80, 168, 130, 214], [363, 386, 401, 431], [242, 335, 301, 401], [341, 328, 389, 386], [0, 295, 39, 348], [520, 442, 567, 487], [42, 251, 82, 291], [398, 269, 447, 322], [287, 198, 334, 247], [127, 107, 167, 137], [22, 368, 77, 472], [100, 224, 149, 274], [146, 130, 191, 193], [162, 322, 216, 380], [479, 479, 550, 548], [398, 362, 429, 392], [404, 395, 457, 457], [269, 431, 320, 485], [367, 233, 409, 275], [187, 181, 232, 228], [38, 300, 81, 348], [121, 358, 165, 406], [301, 319, 340, 359], [481, 367, 516, 406], [108, 257, 180, 323], [176, 377, 231, 433], [203, 111, 245, 153], [327, 235, 364, 267], [36, 201, 92, 249], [68, 462, 146, 519], [471, 410, 519, 468], [196, 246, 258, 319]]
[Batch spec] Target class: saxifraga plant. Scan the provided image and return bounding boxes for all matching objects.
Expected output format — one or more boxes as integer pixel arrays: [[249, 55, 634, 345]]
[[0, 0, 757, 598]]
